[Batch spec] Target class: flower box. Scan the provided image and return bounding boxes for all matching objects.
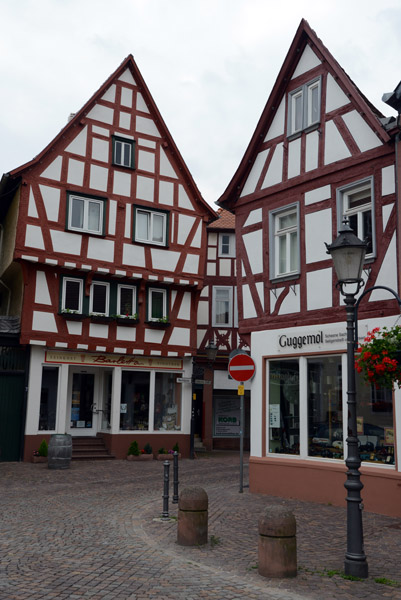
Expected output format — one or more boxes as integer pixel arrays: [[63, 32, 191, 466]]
[[127, 453, 153, 461], [156, 453, 181, 460], [116, 318, 139, 326], [59, 312, 87, 321], [90, 315, 114, 324], [32, 456, 47, 463], [146, 321, 170, 329], [355, 325, 401, 389]]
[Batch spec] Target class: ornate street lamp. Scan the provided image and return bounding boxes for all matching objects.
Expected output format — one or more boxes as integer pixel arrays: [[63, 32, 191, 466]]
[[325, 218, 368, 578], [205, 341, 218, 362]]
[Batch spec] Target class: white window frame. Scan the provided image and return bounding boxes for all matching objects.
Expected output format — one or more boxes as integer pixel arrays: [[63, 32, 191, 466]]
[[218, 233, 236, 257], [148, 287, 168, 321], [337, 177, 375, 259], [269, 203, 300, 280], [61, 277, 83, 314], [134, 207, 168, 246], [288, 77, 321, 136], [89, 282, 110, 316], [212, 286, 233, 327], [117, 285, 137, 317], [67, 193, 104, 235]]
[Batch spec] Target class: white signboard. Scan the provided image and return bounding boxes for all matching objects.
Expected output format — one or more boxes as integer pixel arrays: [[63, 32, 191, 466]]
[[214, 397, 240, 437]]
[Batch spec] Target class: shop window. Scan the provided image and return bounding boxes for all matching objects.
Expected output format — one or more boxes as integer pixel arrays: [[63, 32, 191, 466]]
[[268, 360, 300, 455], [287, 77, 321, 136], [134, 207, 168, 246], [120, 371, 150, 431], [355, 375, 394, 464], [154, 372, 182, 431], [61, 277, 83, 313], [117, 284, 137, 317], [212, 286, 233, 327], [148, 287, 168, 321], [90, 282, 110, 316], [307, 356, 343, 459], [218, 233, 235, 257], [269, 204, 300, 279], [337, 178, 374, 257], [67, 192, 105, 235], [112, 135, 135, 169], [39, 367, 58, 430]]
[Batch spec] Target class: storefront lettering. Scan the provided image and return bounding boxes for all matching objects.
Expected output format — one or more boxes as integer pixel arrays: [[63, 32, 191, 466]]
[[279, 331, 323, 350]]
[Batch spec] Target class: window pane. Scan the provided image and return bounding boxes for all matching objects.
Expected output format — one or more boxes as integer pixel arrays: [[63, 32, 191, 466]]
[[310, 84, 319, 124], [154, 372, 182, 431], [151, 290, 165, 319], [278, 212, 297, 231], [269, 361, 299, 455], [152, 214, 164, 243], [348, 189, 371, 209], [65, 280, 81, 311], [215, 288, 230, 324], [123, 143, 131, 167], [221, 234, 230, 254], [115, 140, 122, 165], [289, 231, 298, 272], [92, 284, 107, 314], [120, 371, 150, 431], [356, 375, 394, 464], [71, 198, 84, 229], [39, 367, 58, 430], [136, 211, 149, 240], [88, 202, 101, 232], [278, 234, 287, 274], [119, 287, 134, 316], [308, 356, 343, 459], [363, 210, 373, 254], [294, 93, 303, 131]]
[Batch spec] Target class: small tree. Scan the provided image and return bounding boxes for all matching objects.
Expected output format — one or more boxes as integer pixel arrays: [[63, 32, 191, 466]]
[[38, 439, 48, 457], [127, 441, 140, 456], [144, 443, 153, 455]]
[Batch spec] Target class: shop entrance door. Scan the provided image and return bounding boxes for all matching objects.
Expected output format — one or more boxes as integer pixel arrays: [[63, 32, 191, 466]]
[[68, 371, 97, 435]]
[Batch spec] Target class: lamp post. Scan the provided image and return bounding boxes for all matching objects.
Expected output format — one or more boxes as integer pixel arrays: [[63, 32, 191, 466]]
[[325, 218, 368, 579], [190, 341, 218, 459]]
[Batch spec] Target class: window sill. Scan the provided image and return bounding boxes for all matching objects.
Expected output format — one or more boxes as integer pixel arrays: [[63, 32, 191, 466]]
[[146, 320, 170, 328], [115, 317, 139, 326], [59, 312, 87, 320], [270, 273, 300, 284], [112, 162, 135, 171]]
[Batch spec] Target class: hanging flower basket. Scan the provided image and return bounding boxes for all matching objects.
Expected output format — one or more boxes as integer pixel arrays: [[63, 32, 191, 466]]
[[355, 325, 401, 389]]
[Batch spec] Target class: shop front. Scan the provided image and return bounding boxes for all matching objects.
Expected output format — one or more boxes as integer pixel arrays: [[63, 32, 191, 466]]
[[24, 346, 192, 460], [250, 319, 401, 517]]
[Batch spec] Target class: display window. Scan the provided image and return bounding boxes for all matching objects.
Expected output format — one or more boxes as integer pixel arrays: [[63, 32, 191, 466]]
[[120, 371, 150, 430], [153, 372, 182, 431], [267, 354, 395, 466], [39, 367, 59, 430]]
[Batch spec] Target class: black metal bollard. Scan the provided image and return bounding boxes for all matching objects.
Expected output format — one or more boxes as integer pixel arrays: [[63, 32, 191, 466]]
[[172, 451, 179, 504], [162, 460, 170, 519]]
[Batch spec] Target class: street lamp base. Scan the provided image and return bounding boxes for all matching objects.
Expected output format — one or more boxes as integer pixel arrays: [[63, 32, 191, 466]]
[[344, 557, 368, 579]]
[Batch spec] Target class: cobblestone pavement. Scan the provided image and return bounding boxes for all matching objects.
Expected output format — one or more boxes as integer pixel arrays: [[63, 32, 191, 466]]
[[1, 452, 400, 600]]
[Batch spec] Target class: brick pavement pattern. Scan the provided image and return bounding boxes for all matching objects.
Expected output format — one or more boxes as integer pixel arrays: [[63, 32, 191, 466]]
[[0, 452, 400, 600]]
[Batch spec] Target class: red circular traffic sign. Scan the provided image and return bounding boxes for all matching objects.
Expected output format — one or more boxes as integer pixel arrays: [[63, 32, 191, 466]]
[[228, 353, 256, 382]]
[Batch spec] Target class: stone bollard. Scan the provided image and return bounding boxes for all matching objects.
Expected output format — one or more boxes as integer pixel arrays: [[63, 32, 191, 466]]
[[258, 505, 297, 578], [177, 486, 208, 546]]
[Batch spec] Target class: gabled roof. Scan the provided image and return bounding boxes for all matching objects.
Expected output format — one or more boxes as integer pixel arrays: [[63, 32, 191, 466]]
[[208, 208, 235, 230], [4, 55, 217, 220], [218, 19, 390, 209]]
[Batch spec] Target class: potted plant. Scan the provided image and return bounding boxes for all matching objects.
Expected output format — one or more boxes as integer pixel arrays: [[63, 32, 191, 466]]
[[156, 447, 169, 460], [127, 441, 153, 460], [355, 325, 401, 389], [32, 439, 48, 463], [114, 313, 139, 326]]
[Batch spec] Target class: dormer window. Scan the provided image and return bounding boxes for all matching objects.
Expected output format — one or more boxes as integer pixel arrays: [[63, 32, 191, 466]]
[[112, 135, 135, 169], [288, 77, 321, 136]]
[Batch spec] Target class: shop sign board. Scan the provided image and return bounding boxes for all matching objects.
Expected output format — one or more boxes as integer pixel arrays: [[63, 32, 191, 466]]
[[45, 350, 183, 370], [214, 397, 240, 437], [228, 354, 256, 382]]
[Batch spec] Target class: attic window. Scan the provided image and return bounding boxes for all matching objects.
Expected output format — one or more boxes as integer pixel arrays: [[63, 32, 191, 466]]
[[288, 77, 321, 136], [112, 135, 135, 169]]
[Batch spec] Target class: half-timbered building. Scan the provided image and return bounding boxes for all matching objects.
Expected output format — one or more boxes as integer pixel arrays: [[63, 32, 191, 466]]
[[219, 20, 401, 517], [0, 55, 216, 460]]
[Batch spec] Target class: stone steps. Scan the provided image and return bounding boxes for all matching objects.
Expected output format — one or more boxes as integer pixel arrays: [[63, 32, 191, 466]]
[[72, 436, 115, 460]]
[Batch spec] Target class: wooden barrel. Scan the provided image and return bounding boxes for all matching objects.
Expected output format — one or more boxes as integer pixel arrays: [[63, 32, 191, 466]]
[[48, 434, 72, 470]]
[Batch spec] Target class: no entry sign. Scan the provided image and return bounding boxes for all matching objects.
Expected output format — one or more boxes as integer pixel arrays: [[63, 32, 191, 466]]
[[228, 353, 256, 382]]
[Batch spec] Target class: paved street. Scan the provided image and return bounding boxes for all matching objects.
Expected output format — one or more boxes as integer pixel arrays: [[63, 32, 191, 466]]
[[1, 452, 400, 600]]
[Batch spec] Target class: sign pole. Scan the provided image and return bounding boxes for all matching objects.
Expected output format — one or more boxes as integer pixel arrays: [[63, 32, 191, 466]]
[[239, 381, 244, 493]]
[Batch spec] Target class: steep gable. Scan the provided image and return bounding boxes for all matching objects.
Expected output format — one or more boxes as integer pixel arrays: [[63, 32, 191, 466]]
[[219, 19, 390, 209]]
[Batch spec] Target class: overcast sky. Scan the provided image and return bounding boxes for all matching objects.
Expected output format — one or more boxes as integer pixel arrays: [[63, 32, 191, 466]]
[[1, 0, 400, 206]]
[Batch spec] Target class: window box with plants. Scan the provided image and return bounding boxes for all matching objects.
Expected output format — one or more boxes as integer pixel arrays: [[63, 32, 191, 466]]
[[59, 310, 87, 320], [156, 444, 181, 460], [126, 441, 153, 460], [89, 313, 115, 323], [32, 439, 48, 463], [114, 313, 139, 326], [147, 317, 170, 328], [355, 325, 401, 389]]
